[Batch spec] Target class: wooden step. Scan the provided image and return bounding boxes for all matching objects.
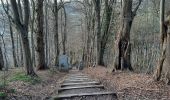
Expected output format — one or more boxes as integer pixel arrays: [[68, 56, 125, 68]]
[[58, 85, 104, 92], [69, 76, 88, 78], [61, 81, 100, 87], [69, 74, 84, 75], [69, 74, 86, 76], [66, 77, 90, 80], [66, 77, 89, 79], [65, 79, 89, 82], [69, 74, 87, 76], [64, 80, 92, 83], [54, 91, 117, 99]]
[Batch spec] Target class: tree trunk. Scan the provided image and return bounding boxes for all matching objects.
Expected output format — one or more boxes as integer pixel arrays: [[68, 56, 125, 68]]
[[0, 45, 4, 70], [113, 0, 142, 71], [62, 5, 67, 55], [114, 0, 134, 71], [98, 45, 105, 66], [164, 28, 170, 84], [84, 0, 95, 67], [30, 0, 36, 67], [154, 0, 166, 81], [20, 28, 36, 76], [54, 0, 60, 66], [19, 34, 24, 67], [10, 0, 37, 76], [35, 0, 47, 70], [154, 0, 170, 84], [99, 0, 113, 66], [45, 0, 49, 66], [9, 20, 18, 67], [94, 0, 101, 65], [3, 0, 18, 68], [1, 35, 8, 70]]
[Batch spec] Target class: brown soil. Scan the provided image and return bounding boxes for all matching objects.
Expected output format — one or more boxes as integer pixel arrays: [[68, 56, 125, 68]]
[[83, 66, 170, 100], [4, 68, 67, 100]]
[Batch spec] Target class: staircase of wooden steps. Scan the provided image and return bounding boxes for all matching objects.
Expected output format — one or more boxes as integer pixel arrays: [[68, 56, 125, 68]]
[[53, 70, 117, 100]]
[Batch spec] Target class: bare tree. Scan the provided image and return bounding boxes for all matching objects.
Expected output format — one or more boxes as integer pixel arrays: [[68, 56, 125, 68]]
[[10, 0, 36, 76], [154, 0, 170, 84], [113, 0, 142, 71]]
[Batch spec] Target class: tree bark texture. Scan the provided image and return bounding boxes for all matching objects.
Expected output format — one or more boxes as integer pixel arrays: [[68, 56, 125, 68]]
[[0, 45, 4, 70], [35, 0, 47, 70], [54, 0, 60, 66], [114, 0, 134, 71], [93, 0, 101, 65], [154, 0, 170, 84]]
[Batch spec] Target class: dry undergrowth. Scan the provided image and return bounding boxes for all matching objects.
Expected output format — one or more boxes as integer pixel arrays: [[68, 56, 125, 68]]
[[0, 68, 67, 100], [83, 66, 170, 100]]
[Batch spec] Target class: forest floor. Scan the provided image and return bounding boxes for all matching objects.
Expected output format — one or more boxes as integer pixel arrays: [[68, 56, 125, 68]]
[[0, 67, 67, 100], [83, 66, 170, 100], [0, 67, 170, 100]]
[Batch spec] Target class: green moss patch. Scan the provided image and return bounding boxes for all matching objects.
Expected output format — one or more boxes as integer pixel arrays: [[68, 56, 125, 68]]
[[9, 72, 41, 84], [0, 92, 7, 98]]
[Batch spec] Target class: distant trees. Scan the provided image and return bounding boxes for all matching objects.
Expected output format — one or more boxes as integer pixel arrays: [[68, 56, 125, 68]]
[[0, 0, 80, 72], [53, 0, 70, 66]]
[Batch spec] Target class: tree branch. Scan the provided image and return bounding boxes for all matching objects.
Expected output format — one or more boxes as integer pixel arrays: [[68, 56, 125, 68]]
[[57, 1, 71, 11], [132, 0, 142, 16], [1, 0, 14, 23], [10, 0, 22, 26]]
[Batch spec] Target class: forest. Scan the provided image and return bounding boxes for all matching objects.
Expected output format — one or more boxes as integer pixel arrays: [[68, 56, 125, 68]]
[[0, 0, 170, 100]]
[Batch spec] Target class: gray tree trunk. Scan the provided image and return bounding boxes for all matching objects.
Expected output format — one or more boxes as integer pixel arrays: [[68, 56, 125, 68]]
[[30, 0, 36, 67], [10, 0, 36, 76], [35, 0, 47, 70], [113, 0, 142, 71], [154, 0, 170, 84], [9, 21, 18, 67], [45, 0, 49, 66], [62, 5, 67, 54], [54, 0, 60, 66], [1, 0, 18, 68], [94, 0, 101, 65], [99, 0, 114, 66], [0, 45, 4, 70]]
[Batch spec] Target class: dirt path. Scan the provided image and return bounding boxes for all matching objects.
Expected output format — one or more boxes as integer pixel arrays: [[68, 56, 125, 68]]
[[54, 70, 117, 100]]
